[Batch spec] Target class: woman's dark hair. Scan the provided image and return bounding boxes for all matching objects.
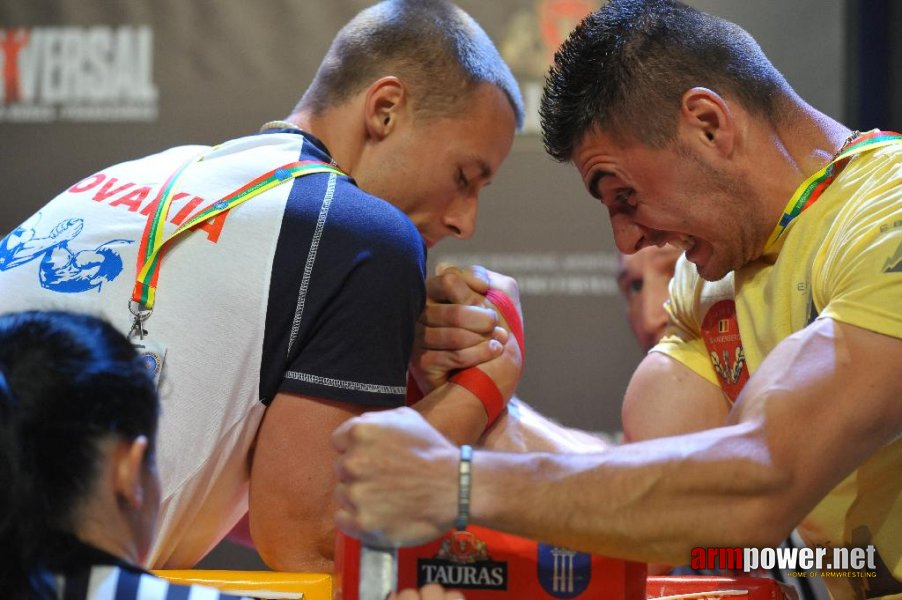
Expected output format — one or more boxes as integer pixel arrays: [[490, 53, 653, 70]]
[[0, 311, 158, 598]]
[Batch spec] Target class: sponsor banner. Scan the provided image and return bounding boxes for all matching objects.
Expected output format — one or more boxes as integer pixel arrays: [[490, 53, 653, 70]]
[[434, 251, 620, 298], [416, 530, 507, 590], [497, 0, 601, 134], [335, 527, 646, 599], [537, 543, 592, 598], [0, 25, 158, 123]]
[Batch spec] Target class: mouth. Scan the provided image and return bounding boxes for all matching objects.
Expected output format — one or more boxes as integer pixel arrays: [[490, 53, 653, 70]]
[[669, 234, 713, 272], [669, 234, 697, 253]]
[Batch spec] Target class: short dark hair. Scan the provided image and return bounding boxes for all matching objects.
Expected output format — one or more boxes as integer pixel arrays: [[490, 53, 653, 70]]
[[0, 311, 158, 596], [540, 0, 790, 160], [298, 0, 524, 129]]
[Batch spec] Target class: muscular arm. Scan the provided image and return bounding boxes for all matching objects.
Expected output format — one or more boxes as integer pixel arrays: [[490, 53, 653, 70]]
[[620, 353, 730, 573], [480, 396, 611, 453], [476, 320, 901, 561], [250, 393, 370, 572], [250, 303, 521, 572], [621, 352, 730, 442], [247, 221, 522, 568], [335, 319, 902, 565]]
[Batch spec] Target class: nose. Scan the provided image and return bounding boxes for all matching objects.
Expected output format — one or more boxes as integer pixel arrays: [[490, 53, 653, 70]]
[[610, 213, 647, 254], [443, 194, 478, 240]]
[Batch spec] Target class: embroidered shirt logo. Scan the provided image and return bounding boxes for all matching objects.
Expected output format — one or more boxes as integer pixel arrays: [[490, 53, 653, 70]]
[[701, 299, 750, 402]]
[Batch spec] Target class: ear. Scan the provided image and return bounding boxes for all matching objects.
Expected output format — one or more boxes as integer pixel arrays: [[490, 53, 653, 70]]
[[363, 76, 407, 141], [114, 435, 150, 510], [679, 87, 735, 157]]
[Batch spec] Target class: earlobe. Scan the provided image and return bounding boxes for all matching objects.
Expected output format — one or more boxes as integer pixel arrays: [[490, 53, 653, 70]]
[[363, 76, 406, 141], [681, 87, 734, 155]]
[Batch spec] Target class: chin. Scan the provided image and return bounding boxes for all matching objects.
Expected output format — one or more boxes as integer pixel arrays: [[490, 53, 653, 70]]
[[689, 242, 740, 281], [694, 259, 732, 282]]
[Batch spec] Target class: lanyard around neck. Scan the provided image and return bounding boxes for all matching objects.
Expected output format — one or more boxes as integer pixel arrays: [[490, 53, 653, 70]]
[[132, 153, 344, 310], [764, 130, 902, 250]]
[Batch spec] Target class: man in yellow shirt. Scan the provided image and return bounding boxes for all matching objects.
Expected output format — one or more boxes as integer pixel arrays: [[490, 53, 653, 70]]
[[331, 0, 901, 598]]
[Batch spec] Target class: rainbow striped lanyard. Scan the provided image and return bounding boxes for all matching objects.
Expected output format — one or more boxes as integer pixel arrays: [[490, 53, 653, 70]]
[[764, 130, 902, 250], [131, 151, 344, 318]]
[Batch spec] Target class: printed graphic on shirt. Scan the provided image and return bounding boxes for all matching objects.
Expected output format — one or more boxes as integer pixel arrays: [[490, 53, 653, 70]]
[[700, 299, 750, 402], [65, 170, 231, 244], [883, 241, 902, 273], [0, 212, 131, 292]]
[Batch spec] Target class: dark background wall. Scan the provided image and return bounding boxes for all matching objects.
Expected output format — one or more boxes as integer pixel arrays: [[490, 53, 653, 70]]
[[2, 0, 896, 570]]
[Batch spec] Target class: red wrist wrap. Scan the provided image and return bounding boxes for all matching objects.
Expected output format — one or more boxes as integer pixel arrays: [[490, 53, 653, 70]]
[[450, 367, 505, 428], [407, 288, 524, 431], [452, 288, 525, 429]]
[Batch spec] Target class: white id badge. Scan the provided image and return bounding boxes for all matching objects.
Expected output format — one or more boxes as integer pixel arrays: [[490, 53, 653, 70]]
[[133, 337, 167, 388]]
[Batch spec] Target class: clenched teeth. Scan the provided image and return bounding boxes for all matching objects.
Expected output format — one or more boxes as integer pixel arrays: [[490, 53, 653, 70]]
[[670, 235, 696, 252]]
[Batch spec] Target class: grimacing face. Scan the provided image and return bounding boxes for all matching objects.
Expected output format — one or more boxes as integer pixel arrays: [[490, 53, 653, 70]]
[[617, 244, 682, 352], [573, 129, 765, 282], [356, 83, 517, 247]]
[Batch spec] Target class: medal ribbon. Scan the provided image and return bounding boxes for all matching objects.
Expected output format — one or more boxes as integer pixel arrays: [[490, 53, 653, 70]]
[[132, 156, 344, 309], [765, 130, 902, 250]]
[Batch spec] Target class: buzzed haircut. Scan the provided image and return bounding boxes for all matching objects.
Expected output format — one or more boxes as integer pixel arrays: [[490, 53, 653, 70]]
[[540, 0, 791, 161], [298, 0, 524, 129]]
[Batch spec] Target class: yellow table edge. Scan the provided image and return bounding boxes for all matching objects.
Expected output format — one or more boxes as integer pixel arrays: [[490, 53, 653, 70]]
[[153, 569, 332, 599]]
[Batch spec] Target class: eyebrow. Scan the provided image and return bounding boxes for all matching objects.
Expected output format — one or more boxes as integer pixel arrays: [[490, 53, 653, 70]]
[[463, 156, 494, 184], [587, 170, 611, 200], [476, 159, 492, 180]]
